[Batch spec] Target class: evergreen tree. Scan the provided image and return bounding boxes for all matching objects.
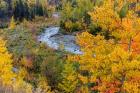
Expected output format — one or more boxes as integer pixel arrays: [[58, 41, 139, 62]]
[[9, 16, 16, 30], [58, 62, 78, 93]]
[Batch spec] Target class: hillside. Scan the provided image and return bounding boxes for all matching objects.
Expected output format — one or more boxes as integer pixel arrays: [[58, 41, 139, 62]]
[[0, 0, 140, 93]]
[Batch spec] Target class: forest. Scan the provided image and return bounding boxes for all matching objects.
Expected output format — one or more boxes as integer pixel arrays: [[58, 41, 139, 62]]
[[0, 0, 140, 93]]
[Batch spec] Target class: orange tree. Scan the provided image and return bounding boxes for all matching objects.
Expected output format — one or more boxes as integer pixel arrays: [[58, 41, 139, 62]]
[[68, 32, 140, 93], [68, 0, 140, 92], [89, 0, 140, 53]]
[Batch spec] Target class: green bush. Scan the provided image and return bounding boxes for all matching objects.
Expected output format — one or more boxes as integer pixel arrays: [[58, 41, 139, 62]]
[[60, 0, 94, 32]]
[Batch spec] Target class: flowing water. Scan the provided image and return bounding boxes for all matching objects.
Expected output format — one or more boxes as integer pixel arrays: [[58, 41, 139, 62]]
[[38, 27, 82, 54]]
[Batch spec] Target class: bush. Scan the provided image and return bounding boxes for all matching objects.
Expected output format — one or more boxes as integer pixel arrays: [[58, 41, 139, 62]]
[[60, 0, 94, 32]]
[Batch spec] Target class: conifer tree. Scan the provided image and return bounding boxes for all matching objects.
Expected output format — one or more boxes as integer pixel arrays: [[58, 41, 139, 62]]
[[9, 16, 16, 30], [58, 62, 78, 93]]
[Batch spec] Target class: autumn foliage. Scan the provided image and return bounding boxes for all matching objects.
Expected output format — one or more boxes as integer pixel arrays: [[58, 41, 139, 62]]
[[0, 38, 15, 85], [89, 0, 140, 54], [68, 0, 140, 93], [0, 0, 140, 93], [68, 31, 140, 93]]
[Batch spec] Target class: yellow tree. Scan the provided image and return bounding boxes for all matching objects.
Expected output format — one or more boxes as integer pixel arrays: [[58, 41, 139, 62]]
[[89, 0, 121, 32], [9, 16, 16, 30], [58, 62, 78, 93], [68, 32, 140, 92], [0, 37, 15, 85], [0, 37, 33, 93], [35, 76, 54, 93], [89, 0, 140, 54], [67, 0, 140, 92]]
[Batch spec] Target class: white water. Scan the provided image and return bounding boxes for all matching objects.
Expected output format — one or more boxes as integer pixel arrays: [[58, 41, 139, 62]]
[[38, 27, 82, 54]]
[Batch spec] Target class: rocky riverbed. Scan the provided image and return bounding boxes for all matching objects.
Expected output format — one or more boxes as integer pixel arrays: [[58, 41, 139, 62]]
[[38, 27, 82, 54]]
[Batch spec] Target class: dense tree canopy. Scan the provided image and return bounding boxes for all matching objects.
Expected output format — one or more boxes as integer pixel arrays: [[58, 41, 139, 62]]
[[0, 0, 140, 93], [67, 0, 140, 92]]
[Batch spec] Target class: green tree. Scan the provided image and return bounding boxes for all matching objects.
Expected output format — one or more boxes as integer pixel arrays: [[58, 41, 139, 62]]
[[0, 0, 8, 11], [0, 0, 8, 18], [60, 0, 94, 32], [58, 62, 78, 93]]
